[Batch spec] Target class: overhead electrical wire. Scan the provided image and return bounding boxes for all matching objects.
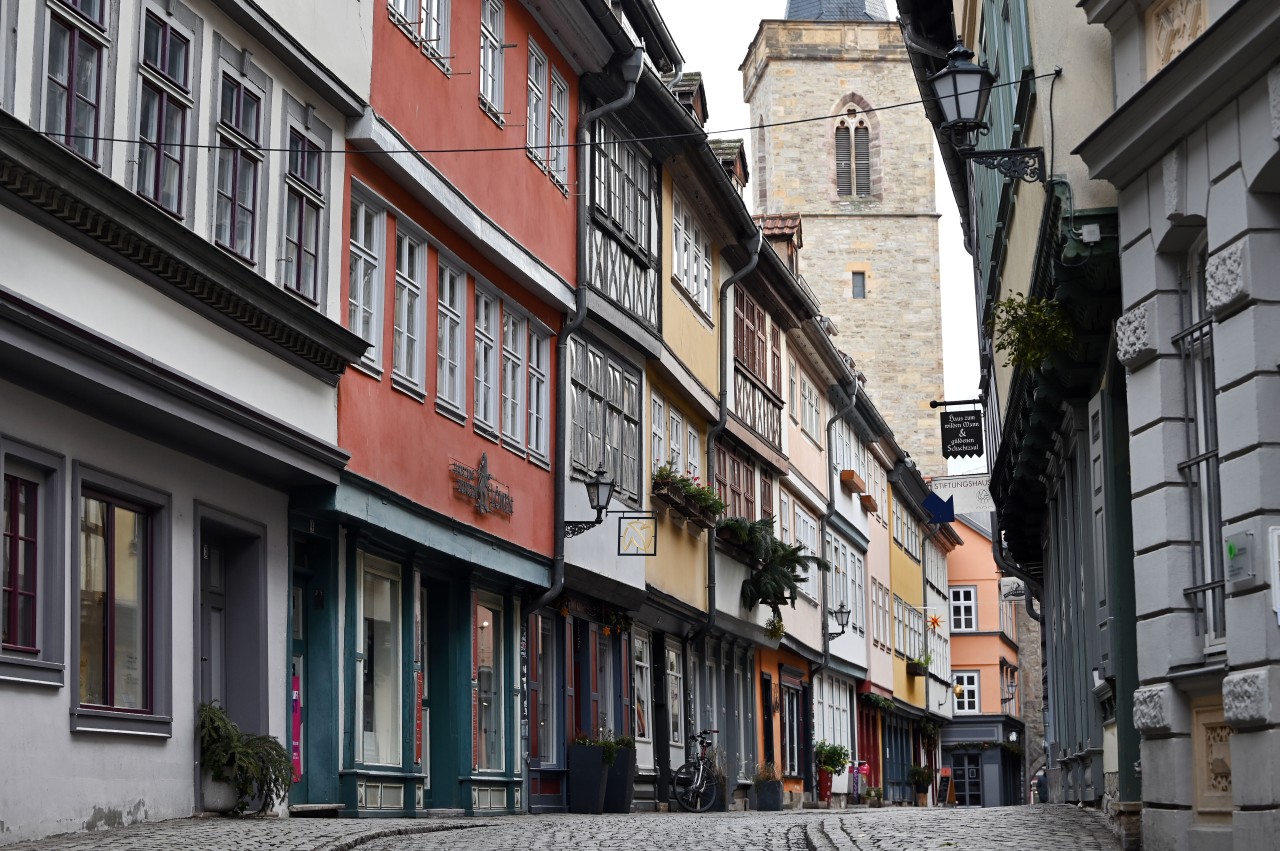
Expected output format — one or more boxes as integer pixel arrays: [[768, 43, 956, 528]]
[[0, 72, 1058, 158]]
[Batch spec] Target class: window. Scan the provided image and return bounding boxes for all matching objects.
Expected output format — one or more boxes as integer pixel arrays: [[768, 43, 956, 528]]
[[851, 551, 865, 632], [479, 0, 503, 116], [475, 594, 504, 770], [392, 229, 425, 390], [650, 395, 664, 474], [770, 325, 782, 395], [526, 41, 547, 158], [73, 467, 173, 736], [348, 194, 383, 365], [424, 0, 449, 63], [284, 130, 324, 300], [1175, 241, 1224, 642], [800, 375, 821, 439], [527, 329, 550, 459], [686, 428, 700, 480], [633, 631, 652, 742], [855, 122, 875, 195], [46, 3, 104, 162], [781, 683, 802, 776], [500, 311, 525, 444], [779, 492, 790, 543], [2, 475, 39, 652], [79, 491, 150, 711], [474, 291, 498, 428], [734, 291, 768, 380], [136, 13, 188, 214], [1, 446, 63, 686], [672, 195, 712, 314], [666, 645, 682, 744], [436, 261, 466, 408], [359, 553, 402, 766], [954, 672, 979, 714], [216, 74, 262, 261], [668, 410, 684, 475], [893, 595, 905, 654], [549, 71, 569, 184], [719, 446, 755, 520], [788, 357, 797, 418], [760, 473, 774, 519], [534, 614, 557, 762], [835, 123, 851, 196], [952, 583, 977, 629], [569, 339, 641, 500], [850, 272, 866, 299], [595, 627, 613, 734], [794, 506, 818, 597], [592, 122, 651, 250]]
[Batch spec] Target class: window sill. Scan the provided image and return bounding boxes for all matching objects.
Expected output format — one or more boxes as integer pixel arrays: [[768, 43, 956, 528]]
[[391, 375, 427, 403], [501, 436, 528, 459], [423, 46, 451, 76], [474, 422, 501, 443], [479, 96, 505, 128], [435, 400, 468, 427], [0, 656, 64, 687], [670, 278, 715, 329], [349, 358, 384, 382], [528, 452, 551, 471], [71, 706, 172, 737]]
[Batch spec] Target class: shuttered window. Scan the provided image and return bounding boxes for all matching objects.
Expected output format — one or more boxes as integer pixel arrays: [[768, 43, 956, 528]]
[[835, 124, 851, 196], [854, 124, 871, 196]]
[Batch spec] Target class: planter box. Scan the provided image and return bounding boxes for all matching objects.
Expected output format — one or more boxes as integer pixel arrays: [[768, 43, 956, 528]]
[[688, 506, 719, 529], [754, 779, 783, 811], [651, 481, 685, 513], [602, 747, 636, 813], [839, 469, 866, 494], [859, 493, 879, 513], [567, 744, 608, 814], [906, 660, 928, 677]]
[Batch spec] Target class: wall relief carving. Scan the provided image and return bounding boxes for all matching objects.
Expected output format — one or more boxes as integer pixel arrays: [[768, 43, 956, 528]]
[[1147, 0, 1206, 74]]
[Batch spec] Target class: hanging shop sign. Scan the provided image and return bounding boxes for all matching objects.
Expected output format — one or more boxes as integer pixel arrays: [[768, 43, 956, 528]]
[[940, 410, 983, 459], [450, 453, 515, 516], [618, 514, 658, 557], [929, 473, 993, 514]]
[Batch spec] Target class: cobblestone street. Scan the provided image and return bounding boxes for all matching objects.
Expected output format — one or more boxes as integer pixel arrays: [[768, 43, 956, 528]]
[[1, 806, 1120, 851]]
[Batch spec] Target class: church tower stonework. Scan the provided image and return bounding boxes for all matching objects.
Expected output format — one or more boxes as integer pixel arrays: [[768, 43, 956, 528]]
[[742, 3, 945, 474]]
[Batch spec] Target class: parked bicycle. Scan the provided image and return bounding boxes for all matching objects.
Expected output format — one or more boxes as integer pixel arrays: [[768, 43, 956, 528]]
[[673, 729, 720, 812]]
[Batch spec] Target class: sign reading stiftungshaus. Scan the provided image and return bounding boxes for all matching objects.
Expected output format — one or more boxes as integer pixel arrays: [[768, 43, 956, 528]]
[[940, 410, 983, 459]]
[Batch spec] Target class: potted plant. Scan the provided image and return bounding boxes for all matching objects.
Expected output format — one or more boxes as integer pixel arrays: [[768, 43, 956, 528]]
[[864, 785, 883, 808], [706, 745, 732, 811], [909, 764, 936, 806], [602, 735, 636, 813], [568, 734, 612, 814], [987, 292, 1076, 370], [752, 761, 784, 811], [197, 702, 293, 816], [813, 740, 850, 803], [718, 517, 830, 642], [906, 653, 931, 677], [651, 464, 685, 511]]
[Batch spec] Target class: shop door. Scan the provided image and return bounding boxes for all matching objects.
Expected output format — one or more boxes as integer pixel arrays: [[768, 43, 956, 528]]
[[952, 753, 983, 806], [289, 573, 308, 801]]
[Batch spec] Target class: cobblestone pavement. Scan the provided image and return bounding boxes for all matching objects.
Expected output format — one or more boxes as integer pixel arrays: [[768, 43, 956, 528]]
[[1, 805, 1119, 851]]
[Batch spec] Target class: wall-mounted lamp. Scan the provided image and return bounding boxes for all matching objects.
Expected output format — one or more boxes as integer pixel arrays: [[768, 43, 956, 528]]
[[938, 679, 965, 709], [827, 602, 852, 639], [928, 41, 1047, 183], [565, 467, 617, 538]]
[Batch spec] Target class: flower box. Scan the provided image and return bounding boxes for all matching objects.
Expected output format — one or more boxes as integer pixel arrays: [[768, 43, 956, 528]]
[[839, 469, 866, 494], [688, 506, 718, 529], [906, 660, 928, 677], [859, 494, 879, 513], [651, 479, 686, 512]]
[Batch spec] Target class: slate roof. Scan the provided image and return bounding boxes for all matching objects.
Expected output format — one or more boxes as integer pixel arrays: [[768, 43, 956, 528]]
[[784, 0, 890, 21]]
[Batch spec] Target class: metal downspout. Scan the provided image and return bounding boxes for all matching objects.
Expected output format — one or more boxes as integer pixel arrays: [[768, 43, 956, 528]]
[[682, 228, 761, 764], [524, 49, 645, 814], [989, 511, 1043, 623]]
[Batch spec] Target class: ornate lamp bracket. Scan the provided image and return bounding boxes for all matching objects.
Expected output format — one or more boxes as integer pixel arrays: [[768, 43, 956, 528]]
[[960, 146, 1046, 184], [565, 516, 604, 538]]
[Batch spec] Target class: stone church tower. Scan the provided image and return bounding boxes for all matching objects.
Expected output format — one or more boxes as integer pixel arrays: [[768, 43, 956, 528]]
[[742, 0, 945, 474]]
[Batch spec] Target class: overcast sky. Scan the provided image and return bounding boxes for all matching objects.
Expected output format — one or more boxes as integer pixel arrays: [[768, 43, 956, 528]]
[[654, 0, 984, 475]]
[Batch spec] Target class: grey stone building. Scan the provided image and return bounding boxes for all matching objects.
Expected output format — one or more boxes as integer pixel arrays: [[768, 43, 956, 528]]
[[1076, 1, 1280, 849], [741, 6, 945, 476]]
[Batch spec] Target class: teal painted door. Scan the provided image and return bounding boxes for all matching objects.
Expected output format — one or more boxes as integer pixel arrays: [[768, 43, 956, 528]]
[[288, 534, 340, 805], [289, 577, 308, 802]]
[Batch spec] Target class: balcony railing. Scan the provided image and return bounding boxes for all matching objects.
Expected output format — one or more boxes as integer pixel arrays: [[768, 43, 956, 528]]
[[733, 365, 782, 449]]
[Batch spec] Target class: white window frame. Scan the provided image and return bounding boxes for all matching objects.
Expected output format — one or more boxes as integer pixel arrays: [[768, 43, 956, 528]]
[[479, 0, 503, 117], [549, 70, 569, 184], [633, 630, 653, 744], [954, 671, 979, 714], [356, 551, 403, 767], [666, 644, 683, 745], [424, 0, 450, 65], [671, 194, 712, 315], [668, 410, 684, 475], [392, 226, 426, 392], [526, 39, 547, 160], [950, 586, 977, 632], [500, 310, 526, 446], [527, 328, 550, 460], [650, 394, 664, 474], [436, 260, 467, 411], [794, 506, 818, 599], [348, 193, 385, 368], [686, 427, 700, 480], [569, 339, 641, 500], [851, 551, 865, 633], [474, 289, 499, 430]]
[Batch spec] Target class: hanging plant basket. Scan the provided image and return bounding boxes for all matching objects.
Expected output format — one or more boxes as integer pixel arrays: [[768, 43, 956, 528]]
[[987, 292, 1076, 370]]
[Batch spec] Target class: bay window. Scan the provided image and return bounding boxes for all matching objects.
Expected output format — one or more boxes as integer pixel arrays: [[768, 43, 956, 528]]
[[569, 339, 640, 500]]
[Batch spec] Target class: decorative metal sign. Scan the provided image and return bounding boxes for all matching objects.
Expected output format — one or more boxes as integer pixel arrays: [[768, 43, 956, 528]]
[[450, 453, 514, 516], [940, 410, 983, 459], [617, 514, 658, 557]]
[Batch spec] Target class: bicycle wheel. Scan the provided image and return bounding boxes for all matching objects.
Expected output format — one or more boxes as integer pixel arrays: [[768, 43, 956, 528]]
[[672, 759, 718, 812]]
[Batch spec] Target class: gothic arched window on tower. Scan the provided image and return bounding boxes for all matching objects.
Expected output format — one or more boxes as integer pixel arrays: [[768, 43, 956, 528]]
[[835, 124, 852, 196], [854, 122, 871, 196]]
